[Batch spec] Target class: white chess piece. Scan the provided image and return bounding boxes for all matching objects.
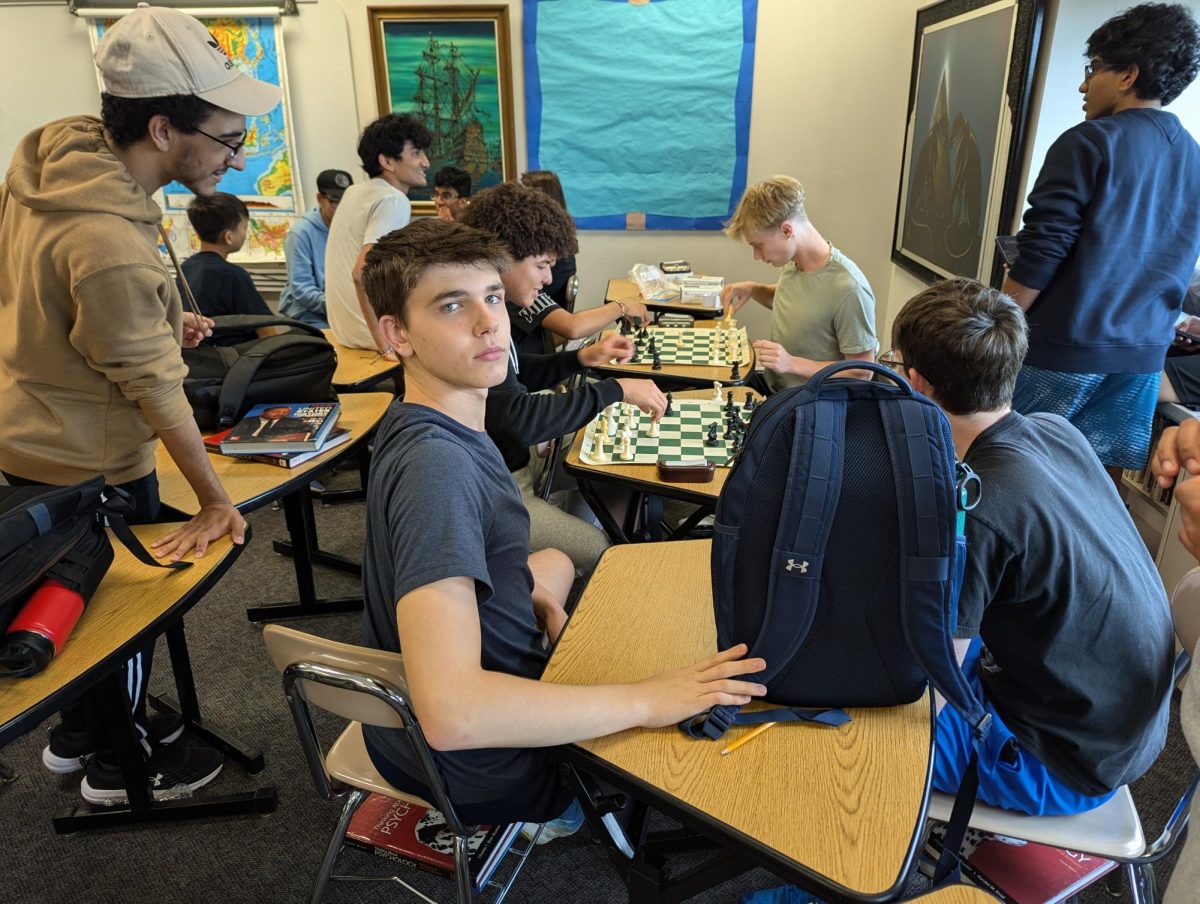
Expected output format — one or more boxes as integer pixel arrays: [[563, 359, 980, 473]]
[[619, 429, 634, 461], [594, 433, 609, 463], [713, 381, 723, 402], [647, 419, 660, 438]]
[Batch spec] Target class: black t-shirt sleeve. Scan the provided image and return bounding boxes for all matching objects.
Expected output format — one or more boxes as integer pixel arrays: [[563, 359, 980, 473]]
[[957, 517, 1018, 639], [383, 438, 494, 604]]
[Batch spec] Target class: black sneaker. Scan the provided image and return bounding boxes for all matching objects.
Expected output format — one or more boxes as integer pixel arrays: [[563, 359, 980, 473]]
[[80, 745, 223, 806], [42, 713, 185, 775]]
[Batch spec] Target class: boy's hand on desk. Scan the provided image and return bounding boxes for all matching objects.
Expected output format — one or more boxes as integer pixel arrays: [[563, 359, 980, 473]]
[[635, 644, 767, 728], [150, 502, 247, 561], [582, 334, 634, 365], [1152, 420, 1200, 559]]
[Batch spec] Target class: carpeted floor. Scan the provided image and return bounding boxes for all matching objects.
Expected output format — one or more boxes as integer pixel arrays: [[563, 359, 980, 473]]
[[0, 474, 1194, 903]]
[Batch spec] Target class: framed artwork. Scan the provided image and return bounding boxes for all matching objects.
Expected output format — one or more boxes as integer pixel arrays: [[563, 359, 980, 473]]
[[892, 0, 1044, 285], [369, 5, 516, 217]]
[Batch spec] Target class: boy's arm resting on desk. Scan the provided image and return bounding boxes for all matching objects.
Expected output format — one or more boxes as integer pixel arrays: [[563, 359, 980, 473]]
[[396, 576, 768, 751], [153, 420, 246, 560], [540, 299, 648, 339]]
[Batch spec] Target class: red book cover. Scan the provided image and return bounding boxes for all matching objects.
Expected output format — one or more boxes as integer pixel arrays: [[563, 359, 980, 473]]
[[343, 793, 519, 892], [926, 824, 1117, 903]]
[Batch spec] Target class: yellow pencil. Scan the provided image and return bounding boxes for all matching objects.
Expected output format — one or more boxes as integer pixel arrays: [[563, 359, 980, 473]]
[[720, 721, 777, 756]]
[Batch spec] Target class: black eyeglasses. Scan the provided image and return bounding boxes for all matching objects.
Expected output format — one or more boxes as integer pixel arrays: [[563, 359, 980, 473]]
[[192, 126, 246, 160], [1083, 59, 1121, 82], [878, 350, 907, 373]]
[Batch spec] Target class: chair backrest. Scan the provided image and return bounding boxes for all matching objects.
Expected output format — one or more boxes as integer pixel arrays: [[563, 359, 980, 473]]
[[563, 274, 579, 313], [263, 623, 410, 729]]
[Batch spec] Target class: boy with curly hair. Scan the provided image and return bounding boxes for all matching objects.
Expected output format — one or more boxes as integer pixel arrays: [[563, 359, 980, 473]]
[[1003, 2, 1200, 477]]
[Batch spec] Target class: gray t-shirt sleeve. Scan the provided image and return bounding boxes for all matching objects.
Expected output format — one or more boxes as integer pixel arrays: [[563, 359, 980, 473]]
[[381, 437, 494, 605], [832, 288, 877, 355]]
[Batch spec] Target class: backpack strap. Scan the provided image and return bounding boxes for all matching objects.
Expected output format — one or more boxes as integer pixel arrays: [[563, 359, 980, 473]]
[[216, 333, 335, 427], [97, 489, 190, 572], [879, 397, 990, 738], [679, 704, 851, 739]]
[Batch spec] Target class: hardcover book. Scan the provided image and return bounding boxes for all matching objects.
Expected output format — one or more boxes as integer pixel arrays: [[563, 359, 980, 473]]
[[205, 426, 350, 468], [218, 402, 340, 454], [924, 823, 1117, 903], [343, 793, 520, 893]]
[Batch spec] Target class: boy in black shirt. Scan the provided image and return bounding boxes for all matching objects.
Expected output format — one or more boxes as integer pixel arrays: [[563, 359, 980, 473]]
[[180, 192, 278, 345], [887, 278, 1175, 816], [357, 217, 765, 831]]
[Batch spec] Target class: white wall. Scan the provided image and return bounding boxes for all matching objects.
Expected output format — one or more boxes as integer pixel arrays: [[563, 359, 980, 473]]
[[6, 0, 1197, 344]]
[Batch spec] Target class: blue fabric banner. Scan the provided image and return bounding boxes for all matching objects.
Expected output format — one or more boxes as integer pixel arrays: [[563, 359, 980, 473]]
[[524, 0, 757, 230]]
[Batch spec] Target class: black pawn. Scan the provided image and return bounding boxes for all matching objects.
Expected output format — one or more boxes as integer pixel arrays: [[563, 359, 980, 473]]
[[648, 336, 657, 356], [664, 392, 674, 416], [730, 359, 741, 381], [744, 391, 755, 411], [619, 318, 631, 336], [652, 352, 663, 371], [630, 345, 641, 363], [706, 422, 720, 446]]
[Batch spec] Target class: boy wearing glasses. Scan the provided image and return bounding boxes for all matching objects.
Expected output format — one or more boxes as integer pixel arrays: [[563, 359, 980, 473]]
[[1003, 3, 1200, 478], [892, 278, 1173, 817]]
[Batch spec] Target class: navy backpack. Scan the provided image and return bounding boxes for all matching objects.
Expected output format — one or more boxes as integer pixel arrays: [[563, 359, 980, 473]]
[[686, 361, 992, 882]]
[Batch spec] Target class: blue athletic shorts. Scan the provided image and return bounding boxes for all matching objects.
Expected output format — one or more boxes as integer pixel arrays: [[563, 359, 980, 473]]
[[933, 639, 1115, 817], [1011, 366, 1159, 470]]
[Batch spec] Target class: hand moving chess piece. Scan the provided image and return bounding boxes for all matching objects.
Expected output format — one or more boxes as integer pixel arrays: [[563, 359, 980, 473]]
[[647, 419, 660, 438]]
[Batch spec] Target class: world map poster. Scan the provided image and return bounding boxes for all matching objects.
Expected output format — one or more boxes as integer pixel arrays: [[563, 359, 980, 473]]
[[90, 17, 298, 261]]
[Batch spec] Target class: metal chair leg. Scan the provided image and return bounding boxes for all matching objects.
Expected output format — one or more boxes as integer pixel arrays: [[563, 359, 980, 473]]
[[1128, 861, 1158, 904], [454, 832, 474, 904], [311, 788, 367, 904]]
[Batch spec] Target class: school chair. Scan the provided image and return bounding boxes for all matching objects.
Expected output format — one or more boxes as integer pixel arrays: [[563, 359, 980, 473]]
[[263, 624, 538, 904], [563, 274, 580, 313], [927, 634, 1197, 904]]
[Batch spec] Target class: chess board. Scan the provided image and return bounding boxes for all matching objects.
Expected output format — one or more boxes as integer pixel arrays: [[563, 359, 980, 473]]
[[578, 398, 753, 466], [625, 326, 751, 366]]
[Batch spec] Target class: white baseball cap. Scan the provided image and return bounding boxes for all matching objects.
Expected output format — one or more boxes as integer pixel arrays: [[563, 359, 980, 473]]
[[94, 3, 280, 117]]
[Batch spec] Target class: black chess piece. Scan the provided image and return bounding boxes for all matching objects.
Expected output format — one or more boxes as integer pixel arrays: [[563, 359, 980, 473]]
[[706, 422, 720, 446], [652, 352, 662, 371], [664, 392, 674, 416], [744, 392, 755, 411], [619, 318, 630, 336], [730, 359, 741, 381], [731, 404, 741, 422], [723, 417, 734, 440], [647, 336, 657, 356], [725, 391, 735, 415], [630, 345, 641, 363]]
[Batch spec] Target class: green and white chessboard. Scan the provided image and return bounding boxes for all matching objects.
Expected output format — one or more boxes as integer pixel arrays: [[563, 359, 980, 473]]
[[627, 326, 750, 366], [578, 398, 752, 466]]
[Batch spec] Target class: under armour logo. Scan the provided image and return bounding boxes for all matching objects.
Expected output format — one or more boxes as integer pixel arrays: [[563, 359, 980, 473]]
[[785, 558, 809, 573]]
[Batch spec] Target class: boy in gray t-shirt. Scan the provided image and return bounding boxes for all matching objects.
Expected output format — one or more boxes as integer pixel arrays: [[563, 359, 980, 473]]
[[721, 175, 877, 392], [356, 217, 767, 833]]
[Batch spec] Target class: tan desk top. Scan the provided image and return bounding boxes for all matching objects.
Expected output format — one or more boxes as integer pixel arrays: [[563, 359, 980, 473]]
[[910, 888, 1002, 903], [586, 319, 756, 385], [0, 525, 239, 746], [542, 541, 932, 899], [564, 387, 762, 502], [606, 276, 725, 318], [324, 330, 403, 391], [157, 392, 392, 515]]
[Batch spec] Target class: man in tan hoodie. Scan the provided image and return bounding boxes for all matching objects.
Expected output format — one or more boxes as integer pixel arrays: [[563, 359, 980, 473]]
[[0, 4, 278, 805]]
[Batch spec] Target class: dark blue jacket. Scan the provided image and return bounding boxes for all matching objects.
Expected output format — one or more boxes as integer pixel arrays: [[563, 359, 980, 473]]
[[1011, 109, 1200, 373]]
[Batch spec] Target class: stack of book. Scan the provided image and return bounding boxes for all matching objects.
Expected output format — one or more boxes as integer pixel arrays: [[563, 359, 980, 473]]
[[343, 793, 521, 893], [204, 401, 347, 469]]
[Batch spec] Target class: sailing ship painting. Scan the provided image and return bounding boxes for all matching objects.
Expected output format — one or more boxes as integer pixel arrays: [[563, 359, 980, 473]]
[[371, 9, 515, 211], [894, 0, 1037, 283]]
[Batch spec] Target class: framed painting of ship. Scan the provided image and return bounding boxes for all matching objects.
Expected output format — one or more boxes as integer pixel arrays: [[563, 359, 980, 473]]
[[368, 6, 517, 216], [892, 0, 1044, 285]]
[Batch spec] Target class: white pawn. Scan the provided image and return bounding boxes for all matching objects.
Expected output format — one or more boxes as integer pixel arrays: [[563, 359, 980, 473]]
[[647, 418, 660, 438], [619, 429, 635, 461], [712, 380, 723, 402]]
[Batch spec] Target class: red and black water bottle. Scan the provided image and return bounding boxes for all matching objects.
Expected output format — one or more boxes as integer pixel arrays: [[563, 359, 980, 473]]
[[1, 578, 86, 675]]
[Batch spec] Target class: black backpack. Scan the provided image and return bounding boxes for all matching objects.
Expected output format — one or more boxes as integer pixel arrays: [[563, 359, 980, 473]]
[[0, 477, 185, 677], [182, 315, 338, 431]]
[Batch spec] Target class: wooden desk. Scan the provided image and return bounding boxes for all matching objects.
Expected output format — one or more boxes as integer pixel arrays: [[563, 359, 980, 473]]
[[543, 541, 933, 902], [323, 330, 403, 392], [0, 525, 275, 830], [910, 889, 1001, 903], [607, 276, 725, 319], [156, 391, 392, 621], [586, 319, 756, 388]]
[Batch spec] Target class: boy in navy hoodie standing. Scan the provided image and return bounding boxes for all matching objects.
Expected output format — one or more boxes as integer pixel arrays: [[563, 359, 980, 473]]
[[1003, 3, 1200, 476]]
